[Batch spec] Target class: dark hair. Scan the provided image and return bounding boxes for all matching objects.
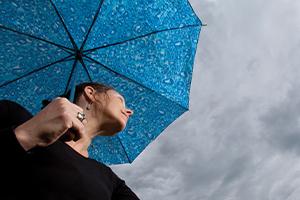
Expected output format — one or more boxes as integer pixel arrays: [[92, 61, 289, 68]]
[[41, 82, 114, 110]]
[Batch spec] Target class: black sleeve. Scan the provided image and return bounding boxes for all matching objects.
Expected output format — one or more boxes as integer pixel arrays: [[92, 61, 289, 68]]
[[111, 169, 140, 200], [0, 100, 33, 160], [0, 100, 35, 196], [0, 126, 28, 160]]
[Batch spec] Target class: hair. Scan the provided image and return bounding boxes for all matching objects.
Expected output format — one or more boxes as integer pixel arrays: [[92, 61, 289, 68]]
[[41, 82, 114, 110]]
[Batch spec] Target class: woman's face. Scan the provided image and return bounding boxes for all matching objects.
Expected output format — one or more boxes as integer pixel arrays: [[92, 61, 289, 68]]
[[95, 89, 133, 136]]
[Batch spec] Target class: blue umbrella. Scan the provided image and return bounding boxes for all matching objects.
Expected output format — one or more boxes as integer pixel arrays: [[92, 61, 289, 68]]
[[0, 0, 202, 165]]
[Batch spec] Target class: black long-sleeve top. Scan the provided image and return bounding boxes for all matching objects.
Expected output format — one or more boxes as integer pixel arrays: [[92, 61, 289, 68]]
[[0, 100, 140, 200]]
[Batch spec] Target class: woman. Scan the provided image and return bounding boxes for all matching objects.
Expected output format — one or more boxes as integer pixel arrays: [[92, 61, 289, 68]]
[[0, 82, 140, 200]]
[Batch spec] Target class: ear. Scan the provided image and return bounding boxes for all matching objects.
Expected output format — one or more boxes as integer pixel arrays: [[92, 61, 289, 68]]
[[83, 86, 96, 103]]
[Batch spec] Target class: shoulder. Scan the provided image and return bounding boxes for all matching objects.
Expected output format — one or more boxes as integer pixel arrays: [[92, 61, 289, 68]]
[[0, 99, 33, 128], [0, 99, 27, 110], [87, 158, 120, 180]]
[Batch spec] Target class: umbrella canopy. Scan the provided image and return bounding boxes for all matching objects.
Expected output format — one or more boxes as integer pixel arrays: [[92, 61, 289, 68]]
[[0, 0, 202, 165]]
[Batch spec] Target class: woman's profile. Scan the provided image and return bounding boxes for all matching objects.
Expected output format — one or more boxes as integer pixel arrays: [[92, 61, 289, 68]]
[[0, 82, 140, 200]]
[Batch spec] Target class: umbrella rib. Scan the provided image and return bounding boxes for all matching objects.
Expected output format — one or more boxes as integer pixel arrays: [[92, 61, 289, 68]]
[[83, 55, 187, 110], [0, 25, 74, 54], [63, 59, 78, 95], [117, 136, 131, 163], [50, 0, 78, 50], [78, 59, 93, 82], [79, 0, 105, 51], [0, 55, 74, 88], [83, 24, 200, 54]]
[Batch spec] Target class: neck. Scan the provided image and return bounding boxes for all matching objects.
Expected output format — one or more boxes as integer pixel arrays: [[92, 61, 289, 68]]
[[67, 98, 105, 157]]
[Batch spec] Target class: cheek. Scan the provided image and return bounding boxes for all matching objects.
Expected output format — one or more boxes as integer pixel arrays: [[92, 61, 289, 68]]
[[104, 104, 121, 119]]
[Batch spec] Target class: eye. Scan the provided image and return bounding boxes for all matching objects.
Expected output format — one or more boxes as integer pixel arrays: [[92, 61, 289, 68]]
[[118, 97, 126, 107]]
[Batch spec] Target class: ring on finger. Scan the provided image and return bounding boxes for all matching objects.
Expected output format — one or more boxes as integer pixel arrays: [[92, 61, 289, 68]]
[[76, 111, 86, 122]]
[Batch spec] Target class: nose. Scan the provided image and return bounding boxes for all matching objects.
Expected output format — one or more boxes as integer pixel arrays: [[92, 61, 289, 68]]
[[126, 109, 134, 117]]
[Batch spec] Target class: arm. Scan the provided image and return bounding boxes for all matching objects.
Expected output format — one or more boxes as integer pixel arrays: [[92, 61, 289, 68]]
[[110, 169, 140, 200], [1, 97, 87, 152], [0, 100, 33, 160]]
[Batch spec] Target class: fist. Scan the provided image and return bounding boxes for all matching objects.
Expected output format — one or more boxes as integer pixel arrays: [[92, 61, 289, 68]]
[[15, 97, 87, 151]]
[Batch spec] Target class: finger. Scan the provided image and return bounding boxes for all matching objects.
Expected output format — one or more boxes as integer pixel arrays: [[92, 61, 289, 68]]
[[81, 118, 88, 125], [70, 114, 86, 139], [74, 110, 88, 125]]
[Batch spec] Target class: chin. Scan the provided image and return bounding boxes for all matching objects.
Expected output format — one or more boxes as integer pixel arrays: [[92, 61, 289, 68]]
[[107, 120, 126, 136]]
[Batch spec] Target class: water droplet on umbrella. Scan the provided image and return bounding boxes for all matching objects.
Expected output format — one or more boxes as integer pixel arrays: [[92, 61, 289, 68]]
[[127, 129, 134, 135], [180, 72, 187, 77], [137, 87, 144, 92], [18, 39, 26, 44], [11, 2, 18, 7], [175, 42, 182, 46], [163, 78, 174, 85], [159, 110, 165, 115], [116, 5, 125, 14], [80, 26, 86, 33]]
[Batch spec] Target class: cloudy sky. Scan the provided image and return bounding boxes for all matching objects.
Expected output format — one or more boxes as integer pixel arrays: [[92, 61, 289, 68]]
[[111, 0, 300, 199]]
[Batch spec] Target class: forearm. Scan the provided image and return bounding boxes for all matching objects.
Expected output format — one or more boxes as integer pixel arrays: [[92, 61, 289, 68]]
[[14, 123, 38, 151]]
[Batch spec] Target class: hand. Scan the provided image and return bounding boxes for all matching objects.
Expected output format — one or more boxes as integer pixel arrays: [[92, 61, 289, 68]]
[[14, 97, 87, 151]]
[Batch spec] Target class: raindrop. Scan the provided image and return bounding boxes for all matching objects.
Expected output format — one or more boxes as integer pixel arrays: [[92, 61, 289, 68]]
[[163, 78, 174, 85], [80, 26, 86, 33], [135, 25, 141, 32], [18, 39, 26, 44], [175, 42, 182, 46], [180, 72, 187, 77], [158, 110, 165, 115], [137, 87, 144, 92], [38, 47, 47, 51], [11, 2, 18, 7], [127, 129, 135, 135], [116, 5, 125, 14]]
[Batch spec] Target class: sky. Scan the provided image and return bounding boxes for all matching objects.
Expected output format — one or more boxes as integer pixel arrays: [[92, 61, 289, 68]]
[[111, 0, 300, 199]]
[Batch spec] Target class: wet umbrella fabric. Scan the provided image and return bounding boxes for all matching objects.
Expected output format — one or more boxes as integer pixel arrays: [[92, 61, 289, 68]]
[[0, 0, 202, 165]]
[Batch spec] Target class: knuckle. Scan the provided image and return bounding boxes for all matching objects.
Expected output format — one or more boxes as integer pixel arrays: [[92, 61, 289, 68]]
[[63, 119, 73, 129], [59, 111, 70, 122], [56, 97, 69, 105]]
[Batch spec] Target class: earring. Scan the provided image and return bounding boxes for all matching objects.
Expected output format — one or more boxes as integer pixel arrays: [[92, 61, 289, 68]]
[[86, 103, 92, 110]]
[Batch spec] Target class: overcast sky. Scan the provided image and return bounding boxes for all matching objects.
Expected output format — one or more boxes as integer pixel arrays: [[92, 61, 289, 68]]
[[111, 0, 300, 199]]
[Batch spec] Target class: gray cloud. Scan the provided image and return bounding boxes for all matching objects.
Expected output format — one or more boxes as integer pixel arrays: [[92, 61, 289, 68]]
[[111, 0, 300, 199], [260, 84, 300, 155]]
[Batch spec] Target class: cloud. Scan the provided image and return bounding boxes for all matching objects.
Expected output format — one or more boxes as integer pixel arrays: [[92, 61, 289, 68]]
[[260, 83, 300, 155], [111, 0, 300, 199]]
